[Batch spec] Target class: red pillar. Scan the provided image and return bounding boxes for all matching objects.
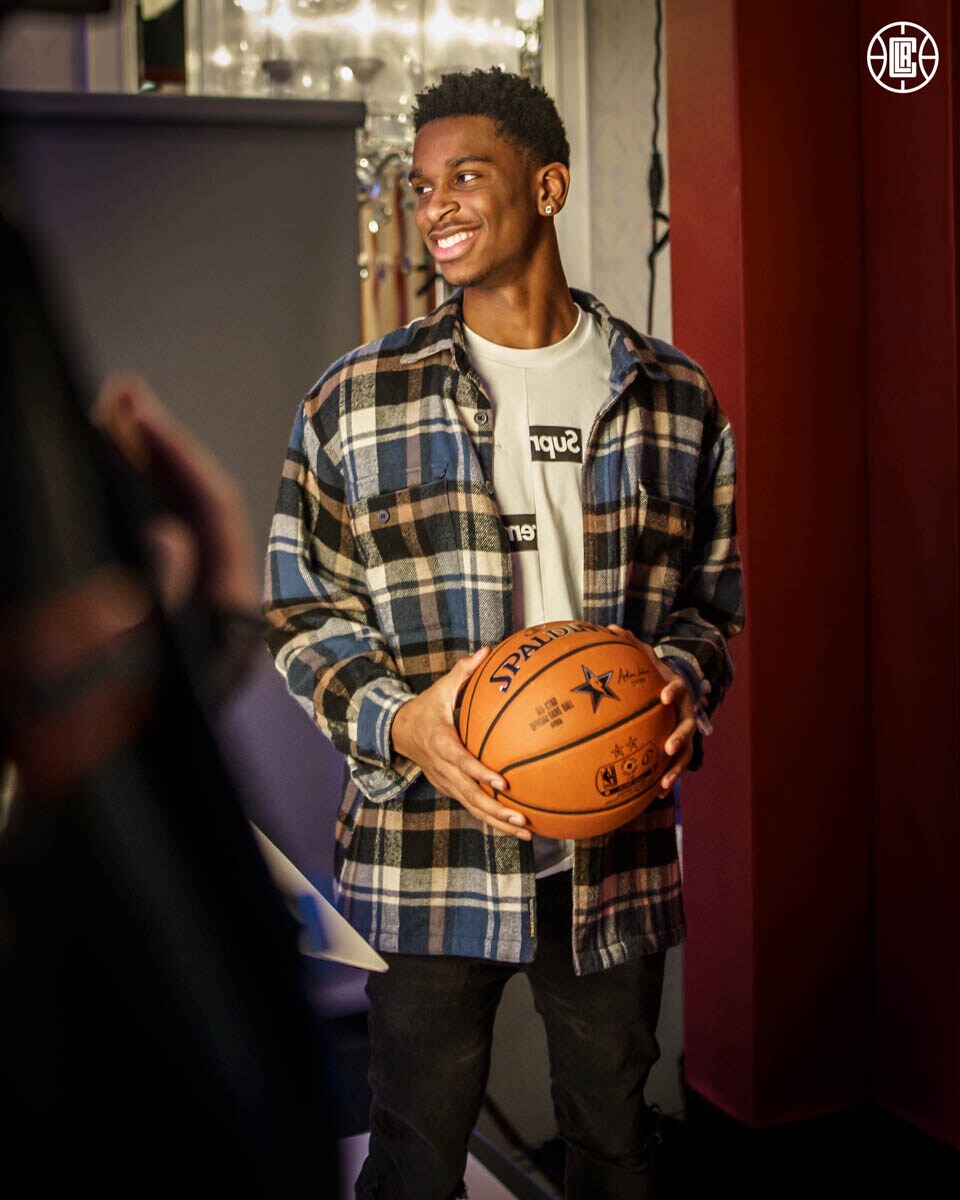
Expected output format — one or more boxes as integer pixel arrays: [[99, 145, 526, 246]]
[[667, 0, 873, 1126], [667, 0, 960, 1145], [859, 1, 960, 1147]]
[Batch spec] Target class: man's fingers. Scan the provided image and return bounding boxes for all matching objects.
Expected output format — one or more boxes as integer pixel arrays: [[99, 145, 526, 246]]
[[415, 726, 520, 832], [448, 648, 511, 797], [445, 646, 491, 710], [460, 752, 507, 798], [665, 716, 697, 758], [394, 646, 530, 839], [659, 677, 688, 706], [601, 629, 697, 797], [456, 644, 490, 678], [455, 754, 527, 836], [660, 729, 695, 793], [91, 375, 156, 470], [461, 792, 531, 840], [457, 740, 510, 801]]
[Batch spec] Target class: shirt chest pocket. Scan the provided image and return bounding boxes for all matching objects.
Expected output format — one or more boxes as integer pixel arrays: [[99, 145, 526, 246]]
[[348, 471, 458, 573], [628, 487, 696, 628]]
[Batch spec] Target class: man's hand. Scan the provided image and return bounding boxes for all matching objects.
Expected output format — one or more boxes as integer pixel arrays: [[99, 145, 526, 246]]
[[607, 625, 697, 796], [390, 648, 531, 839]]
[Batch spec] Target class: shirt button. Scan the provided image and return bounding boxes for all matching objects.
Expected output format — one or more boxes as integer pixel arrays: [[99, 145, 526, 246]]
[[475, 411, 489, 426], [485, 481, 494, 494], [376, 510, 390, 524]]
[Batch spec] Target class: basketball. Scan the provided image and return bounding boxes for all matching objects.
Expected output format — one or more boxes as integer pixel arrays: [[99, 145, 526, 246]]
[[455, 621, 678, 839]]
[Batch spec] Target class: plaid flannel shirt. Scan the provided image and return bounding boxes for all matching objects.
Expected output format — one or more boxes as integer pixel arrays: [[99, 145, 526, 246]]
[[264, 288, 743, 975]]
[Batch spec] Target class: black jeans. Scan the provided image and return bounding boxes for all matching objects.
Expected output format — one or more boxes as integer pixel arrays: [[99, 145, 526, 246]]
[[354, 870, 667, 1200]]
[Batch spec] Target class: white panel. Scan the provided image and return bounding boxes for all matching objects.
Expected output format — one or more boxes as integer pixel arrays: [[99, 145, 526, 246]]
[[542, 0, 592, 292]]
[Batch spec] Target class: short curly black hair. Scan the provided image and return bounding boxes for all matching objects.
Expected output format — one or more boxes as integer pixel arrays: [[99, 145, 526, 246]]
[[412, 67, 570, 167]]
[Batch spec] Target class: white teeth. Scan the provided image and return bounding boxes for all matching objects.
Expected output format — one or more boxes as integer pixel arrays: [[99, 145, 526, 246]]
[[436, 230, 472, 249]]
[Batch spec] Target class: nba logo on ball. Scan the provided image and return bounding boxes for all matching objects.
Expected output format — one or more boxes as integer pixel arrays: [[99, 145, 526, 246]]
[[455, 622, 678, 839]]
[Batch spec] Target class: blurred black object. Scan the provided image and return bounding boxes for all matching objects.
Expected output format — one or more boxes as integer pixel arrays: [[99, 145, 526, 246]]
[[138, 0, 186, 91], [0, 4, 340, 1193]]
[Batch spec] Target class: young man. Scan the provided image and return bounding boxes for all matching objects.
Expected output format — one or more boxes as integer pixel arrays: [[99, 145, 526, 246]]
[[265, 68, 743, 1199]]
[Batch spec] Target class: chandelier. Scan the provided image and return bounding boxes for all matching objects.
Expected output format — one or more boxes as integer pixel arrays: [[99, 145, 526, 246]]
[[184, 1, 545, 333], [186, 2, 542, 154]]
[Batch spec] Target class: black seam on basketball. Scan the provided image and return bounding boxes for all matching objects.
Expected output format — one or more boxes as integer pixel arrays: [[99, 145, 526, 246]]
[[492, 782, 657, 820], [455, 673, 475, 745], [457, 657, 488, 747], [492, 699, 663, 780], [475, 635, 650, 760], [500, 789, 655, 817]]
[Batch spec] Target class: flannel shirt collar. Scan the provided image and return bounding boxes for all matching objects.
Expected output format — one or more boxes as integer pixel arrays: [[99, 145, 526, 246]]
[[398, 287, 670, 385]]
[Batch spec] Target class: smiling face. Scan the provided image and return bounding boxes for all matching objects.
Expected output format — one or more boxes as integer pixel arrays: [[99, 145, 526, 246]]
[[409, 115, 547, 292]]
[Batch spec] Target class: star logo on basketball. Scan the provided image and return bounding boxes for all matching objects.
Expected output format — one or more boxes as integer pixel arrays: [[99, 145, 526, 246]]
[[571, 665, 618, 712]]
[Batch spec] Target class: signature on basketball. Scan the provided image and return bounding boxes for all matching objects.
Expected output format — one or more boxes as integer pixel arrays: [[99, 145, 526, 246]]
[[617, 664, 652, 686]]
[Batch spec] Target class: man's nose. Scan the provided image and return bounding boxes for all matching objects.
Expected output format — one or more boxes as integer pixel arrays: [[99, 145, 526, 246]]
[[424, 184, 458, 224]]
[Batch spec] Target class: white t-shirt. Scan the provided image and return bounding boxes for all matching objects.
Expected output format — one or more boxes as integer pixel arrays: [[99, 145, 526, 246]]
[[462, 304, 612, 876]]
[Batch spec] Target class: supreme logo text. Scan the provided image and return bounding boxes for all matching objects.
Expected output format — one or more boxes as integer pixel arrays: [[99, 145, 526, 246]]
[[529, 425, 582, 463], [502, 514, 538, 551]]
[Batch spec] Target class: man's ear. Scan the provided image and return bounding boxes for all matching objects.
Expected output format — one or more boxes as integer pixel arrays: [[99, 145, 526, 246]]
[[536, 161, 571, 216]]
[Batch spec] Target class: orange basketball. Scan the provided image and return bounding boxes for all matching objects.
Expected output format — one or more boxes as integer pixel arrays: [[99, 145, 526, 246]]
[[455, 621, 677, 839]]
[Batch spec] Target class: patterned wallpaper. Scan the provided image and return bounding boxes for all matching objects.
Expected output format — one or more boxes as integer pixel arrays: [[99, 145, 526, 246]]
[[587, 0, 673, 342]]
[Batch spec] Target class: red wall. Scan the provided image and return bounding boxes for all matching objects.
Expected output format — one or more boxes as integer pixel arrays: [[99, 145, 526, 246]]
[[667, 0, 959, 1144], [664, 0, 756, 1122], [859, 0, 960, 1144]]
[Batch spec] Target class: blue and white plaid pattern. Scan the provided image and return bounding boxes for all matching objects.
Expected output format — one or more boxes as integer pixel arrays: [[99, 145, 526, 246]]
[[264, 289, 743, 974]]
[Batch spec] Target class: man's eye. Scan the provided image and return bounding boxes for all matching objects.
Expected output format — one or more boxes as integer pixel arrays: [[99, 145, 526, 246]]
[[457, 172, 479, 184], [413, 183, 432, 196]]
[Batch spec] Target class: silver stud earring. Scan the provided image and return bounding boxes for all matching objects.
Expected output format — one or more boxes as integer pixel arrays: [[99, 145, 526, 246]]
[[544, 204, 554, 215]]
